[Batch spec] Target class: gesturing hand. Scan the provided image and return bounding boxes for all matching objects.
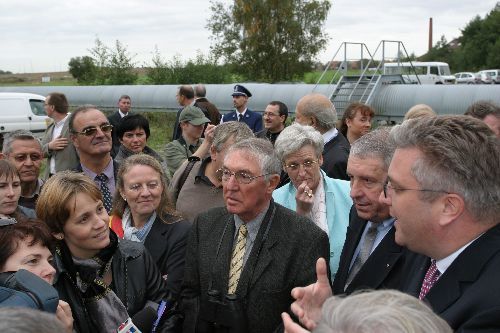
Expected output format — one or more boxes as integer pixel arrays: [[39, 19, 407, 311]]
[[289, 258, 332, 330]]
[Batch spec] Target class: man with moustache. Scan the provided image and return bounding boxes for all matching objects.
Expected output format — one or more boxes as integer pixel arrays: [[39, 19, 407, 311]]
[[256, 101, 288, 145], [69, 105, 117, 213], [1, 130, 44, 210]]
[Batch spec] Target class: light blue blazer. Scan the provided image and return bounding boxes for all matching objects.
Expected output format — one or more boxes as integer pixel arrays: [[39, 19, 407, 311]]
[[273, 170, 352, 280]]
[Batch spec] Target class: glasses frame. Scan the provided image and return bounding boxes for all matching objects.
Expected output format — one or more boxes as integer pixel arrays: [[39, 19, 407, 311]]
[[216, 168, 271, 185], [383, 181, 450, 198], [284, 159, 319, 172], [73, 124, 113, 137]]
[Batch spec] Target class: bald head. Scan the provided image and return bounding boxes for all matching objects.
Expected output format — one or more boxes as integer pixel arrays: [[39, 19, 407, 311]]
[[295, 94, 337, 133]]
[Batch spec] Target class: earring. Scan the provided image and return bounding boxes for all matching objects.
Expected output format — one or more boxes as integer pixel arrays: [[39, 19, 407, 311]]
[[54, 234, 63, 240], [122, 196, 127, 202]]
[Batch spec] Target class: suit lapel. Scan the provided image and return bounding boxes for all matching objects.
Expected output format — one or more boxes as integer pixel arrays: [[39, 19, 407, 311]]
[[348, 227, 402, 291], [425, 224, 500, 313], [237, 204, 279, 294], [213, 217, 235, 293], [335, 216, 367, 289]]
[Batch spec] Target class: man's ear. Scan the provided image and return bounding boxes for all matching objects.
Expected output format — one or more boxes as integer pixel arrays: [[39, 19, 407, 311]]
[[267, 174, 281, 193], [0, 153, 4, 159], [210, 145, 217, 161], [70, 134, 79, 148], [438, 193, 465, 227]]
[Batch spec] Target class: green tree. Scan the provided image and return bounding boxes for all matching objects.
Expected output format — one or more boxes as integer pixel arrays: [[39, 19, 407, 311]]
[[68, 56, 96, 84], [146, 46, 171, 84], [207, 0, 331, 82], [107, 40, 137, 85], [88, 37, 110, 84]]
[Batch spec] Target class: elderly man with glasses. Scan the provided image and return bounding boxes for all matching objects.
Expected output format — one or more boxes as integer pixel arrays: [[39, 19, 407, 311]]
[[1, 130, 45, 211], [181, 137, 329, 333], [69, 105, 117, 213]]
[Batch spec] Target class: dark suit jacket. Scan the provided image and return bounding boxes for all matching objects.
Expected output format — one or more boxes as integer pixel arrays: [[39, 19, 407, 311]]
[[321, 132, 350, 181], [181, 202, 330, 333], [107, 111, 124, 158], [221, 109, 263, 133], [402, 223, 500, 332], [333, 206, 407, 294], [144, 215, 191, 297], [41, 117, 79, 179], [195, 98, 221, 125]]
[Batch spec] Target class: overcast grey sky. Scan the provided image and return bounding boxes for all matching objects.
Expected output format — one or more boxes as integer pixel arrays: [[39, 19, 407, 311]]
[[0, 0, 496, 73]]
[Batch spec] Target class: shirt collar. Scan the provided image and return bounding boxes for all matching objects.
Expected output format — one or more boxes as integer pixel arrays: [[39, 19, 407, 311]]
[[322, 127, 338, 144], [54, 113, 69, 127], [81, 159, 114, 181], [118, 109, 128, 118], [195, 157, 218, 187], [435, 234, 483, 274], [233, 202, 270, 243]]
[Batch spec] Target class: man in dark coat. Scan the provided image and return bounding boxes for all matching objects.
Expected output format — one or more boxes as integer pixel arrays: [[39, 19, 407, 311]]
[[221, 85, 263, 133], [332, 128, 410, 295], [294, 94, 349, 181], [181, 138, 329, 333], [107, 95, 131, 158], [194, 84, 221, 125], [284, 116, 500, 333]]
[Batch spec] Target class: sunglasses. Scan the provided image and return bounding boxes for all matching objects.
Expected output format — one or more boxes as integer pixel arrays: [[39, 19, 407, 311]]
[[73, 124, 113, 137], [0, 218, 17, 227]]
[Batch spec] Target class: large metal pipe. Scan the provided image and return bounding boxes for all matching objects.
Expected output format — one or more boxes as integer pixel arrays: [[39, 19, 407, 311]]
[[1, 84, 499, 122]]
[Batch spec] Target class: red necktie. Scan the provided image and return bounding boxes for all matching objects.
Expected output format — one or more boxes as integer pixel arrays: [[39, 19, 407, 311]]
[[419, 259, 441, 300]]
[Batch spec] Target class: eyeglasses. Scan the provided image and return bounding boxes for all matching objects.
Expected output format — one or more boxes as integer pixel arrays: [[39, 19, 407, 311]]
[[128, 181, 161, 192], [216, 168, 270, 184], [0, 218, 17, 227], [284, 160, 318, 172], [11, 154, 43, 162], [263, 112, 281, 118], [73, 124, 113, 137], [383, 181, 450, 198]]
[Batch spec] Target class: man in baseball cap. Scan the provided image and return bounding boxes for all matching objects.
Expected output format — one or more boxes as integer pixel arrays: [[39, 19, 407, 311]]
[[165, 106, 212, 176], [221, 84, 263, 133]]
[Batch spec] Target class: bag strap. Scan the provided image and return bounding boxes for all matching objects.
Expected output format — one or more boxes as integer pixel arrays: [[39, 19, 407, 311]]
[[176, 156, 200, 199]]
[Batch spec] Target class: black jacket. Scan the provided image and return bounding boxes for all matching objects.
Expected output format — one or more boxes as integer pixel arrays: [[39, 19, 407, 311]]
[[54, 238, 180, 332], [321, 132, 350, 181]]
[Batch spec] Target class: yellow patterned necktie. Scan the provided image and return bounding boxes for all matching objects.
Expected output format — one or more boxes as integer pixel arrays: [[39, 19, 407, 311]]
[[228, 224, 248, 294]]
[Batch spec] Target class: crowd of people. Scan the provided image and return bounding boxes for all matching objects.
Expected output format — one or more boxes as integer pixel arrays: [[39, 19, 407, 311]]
[[0, 83, 499, 333]]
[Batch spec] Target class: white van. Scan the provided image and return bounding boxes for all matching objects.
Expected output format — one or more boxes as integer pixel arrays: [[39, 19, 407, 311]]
[[0, 93, 48, 147], [479, 69, 500, 84], [383, 62, 456, 84]]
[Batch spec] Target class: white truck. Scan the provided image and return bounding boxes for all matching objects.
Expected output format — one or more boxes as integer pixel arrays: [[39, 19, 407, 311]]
[[0, 92, 48, 149], [383, 61, 456, 84]]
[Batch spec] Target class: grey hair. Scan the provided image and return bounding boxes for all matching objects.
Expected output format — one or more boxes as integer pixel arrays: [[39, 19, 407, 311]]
[[464, 100, 500, 120], [390, 115, 500, 224], [314, 290, 452, 333], [212, 122, 254, 152], [274, 123, 324, 163], [350, 127, 393, 170], [194, 84, 206, 98], [404, 104, 436, 121], [2, 130, 42, 154], [225, 138, 281, 179], [68, 104, 100, 133], [296, 94, 337, 131], [0, 307, 66, 333]]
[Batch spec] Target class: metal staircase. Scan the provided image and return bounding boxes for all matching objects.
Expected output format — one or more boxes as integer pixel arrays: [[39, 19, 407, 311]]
[[314, 40, 417, 116]]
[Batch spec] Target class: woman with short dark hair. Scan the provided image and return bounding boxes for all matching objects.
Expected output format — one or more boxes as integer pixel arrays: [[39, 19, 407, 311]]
[[338, 102, 374, 144], [114, 114, 168, 176]]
